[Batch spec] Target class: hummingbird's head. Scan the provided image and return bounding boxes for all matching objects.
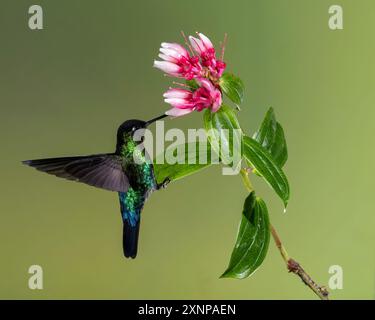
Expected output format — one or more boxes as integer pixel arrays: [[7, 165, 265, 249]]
[[116, 114, 168, 152], [116, 119, 147, 148], [117, 119, 147, 136]]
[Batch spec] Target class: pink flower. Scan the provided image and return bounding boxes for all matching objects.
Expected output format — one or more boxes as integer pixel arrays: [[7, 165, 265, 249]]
[[196, 79, 222, 112], [164, 79, 222, 117], [188, 33, 213, 55], [153, 42, 202, 80], [154, 32, 227, 117], [189, 33, 226, 78]]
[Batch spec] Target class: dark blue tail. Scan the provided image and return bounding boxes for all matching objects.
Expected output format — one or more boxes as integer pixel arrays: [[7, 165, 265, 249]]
[[122, 217, 140, 258], [118, 192, 142, 259]]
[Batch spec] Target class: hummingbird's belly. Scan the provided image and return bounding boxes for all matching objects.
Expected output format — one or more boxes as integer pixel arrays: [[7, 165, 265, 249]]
[[125, 162, 157, 192]]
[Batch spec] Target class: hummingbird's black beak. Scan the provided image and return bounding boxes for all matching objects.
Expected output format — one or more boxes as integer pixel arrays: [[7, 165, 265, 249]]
[[145, 114, 168, 127]]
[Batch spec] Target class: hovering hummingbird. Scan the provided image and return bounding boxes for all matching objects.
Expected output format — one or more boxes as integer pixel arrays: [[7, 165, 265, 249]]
[[23, 114, 170, 259]]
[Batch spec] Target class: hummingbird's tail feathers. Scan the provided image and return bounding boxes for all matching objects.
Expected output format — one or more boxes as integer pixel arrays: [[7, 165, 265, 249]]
[[119, 191, 143, 259], [23, 154, 129, 192], [123, 218, 140, 259]]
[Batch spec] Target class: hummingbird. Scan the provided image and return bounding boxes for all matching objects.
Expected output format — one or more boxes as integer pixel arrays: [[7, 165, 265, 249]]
[[22, 114, 170, 259]]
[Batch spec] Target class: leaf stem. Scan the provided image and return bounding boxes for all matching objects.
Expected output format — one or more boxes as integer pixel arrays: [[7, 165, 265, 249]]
[[240, 169, 329, 300], [240, 168, 254, 192]]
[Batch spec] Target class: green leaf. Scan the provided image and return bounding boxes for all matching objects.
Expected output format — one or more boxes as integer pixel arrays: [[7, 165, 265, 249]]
[[221, 192, 270, 279], [219, 73, 245, 105], [203, 105, 243, 168], [153, 142, 214, 184], [243, 136, 290, 207], [253, 107, 288, 167]]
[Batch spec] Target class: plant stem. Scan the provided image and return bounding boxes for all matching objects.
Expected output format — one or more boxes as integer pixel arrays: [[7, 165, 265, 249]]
[[240, 168, 254, 192], [270, 225, 329, 300], [241, 169, 329, 300]]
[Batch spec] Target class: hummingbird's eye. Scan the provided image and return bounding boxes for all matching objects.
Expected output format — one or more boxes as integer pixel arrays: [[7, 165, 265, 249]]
[[132, 127, 136, 132]]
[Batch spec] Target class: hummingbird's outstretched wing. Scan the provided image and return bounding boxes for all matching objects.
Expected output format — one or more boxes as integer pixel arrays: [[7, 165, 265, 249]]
[[22, 154, 129, 192]]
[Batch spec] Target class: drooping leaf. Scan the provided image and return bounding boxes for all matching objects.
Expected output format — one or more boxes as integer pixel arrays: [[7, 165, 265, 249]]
[[203, 105, 243, 169], [253, 107, 288, 167], [219, 73, 245, 105], [221, 192, 270, 279], [153, 142, 215, 183], [243, 136, 289, 207]]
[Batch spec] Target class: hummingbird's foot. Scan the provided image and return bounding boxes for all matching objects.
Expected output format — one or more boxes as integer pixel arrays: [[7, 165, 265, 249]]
[[157, 177, 170, 190]]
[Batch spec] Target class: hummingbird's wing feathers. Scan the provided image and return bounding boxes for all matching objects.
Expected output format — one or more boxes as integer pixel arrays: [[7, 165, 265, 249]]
[[23, 154, 130, 192], [22, 157, 79, 180]]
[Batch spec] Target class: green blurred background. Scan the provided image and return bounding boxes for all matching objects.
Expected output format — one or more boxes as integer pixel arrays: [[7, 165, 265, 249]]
[[1, 0, 374, 299]]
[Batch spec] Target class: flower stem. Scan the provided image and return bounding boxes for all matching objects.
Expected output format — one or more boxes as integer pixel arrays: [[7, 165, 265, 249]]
[[240, 168, 329, 300]]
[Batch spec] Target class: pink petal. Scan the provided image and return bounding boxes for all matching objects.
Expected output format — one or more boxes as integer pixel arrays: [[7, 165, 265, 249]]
[[163, 88, 192, 99], [161, 43, 189, 58], [160, 48, 182, 60], [158, 53, 177, 63], [211, 93, 222, 112], [164, 98, 195, 109], [153, 61, 181, 75], [165, 108, 194, 117], [197, 78, 215, 92], [198, 33, 214, 49], [189, 36, 204, 54]]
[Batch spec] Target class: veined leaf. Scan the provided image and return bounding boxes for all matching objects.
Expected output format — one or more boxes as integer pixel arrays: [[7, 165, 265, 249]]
[[219, 73, 245, 105], [203, 105, 243, 168], [153, 142, 214, 183], [243, 136, 289, 207], [221, 192, 270, 279], [253, 107, 288, 167]]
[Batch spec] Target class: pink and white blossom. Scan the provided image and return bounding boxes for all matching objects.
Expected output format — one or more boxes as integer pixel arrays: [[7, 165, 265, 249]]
[[153, 42, 202, 80], [164, 80, 222, 117], [154, 32, 227, 117], [196, 79, 222, 112], [189, 33, 226, 78]]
